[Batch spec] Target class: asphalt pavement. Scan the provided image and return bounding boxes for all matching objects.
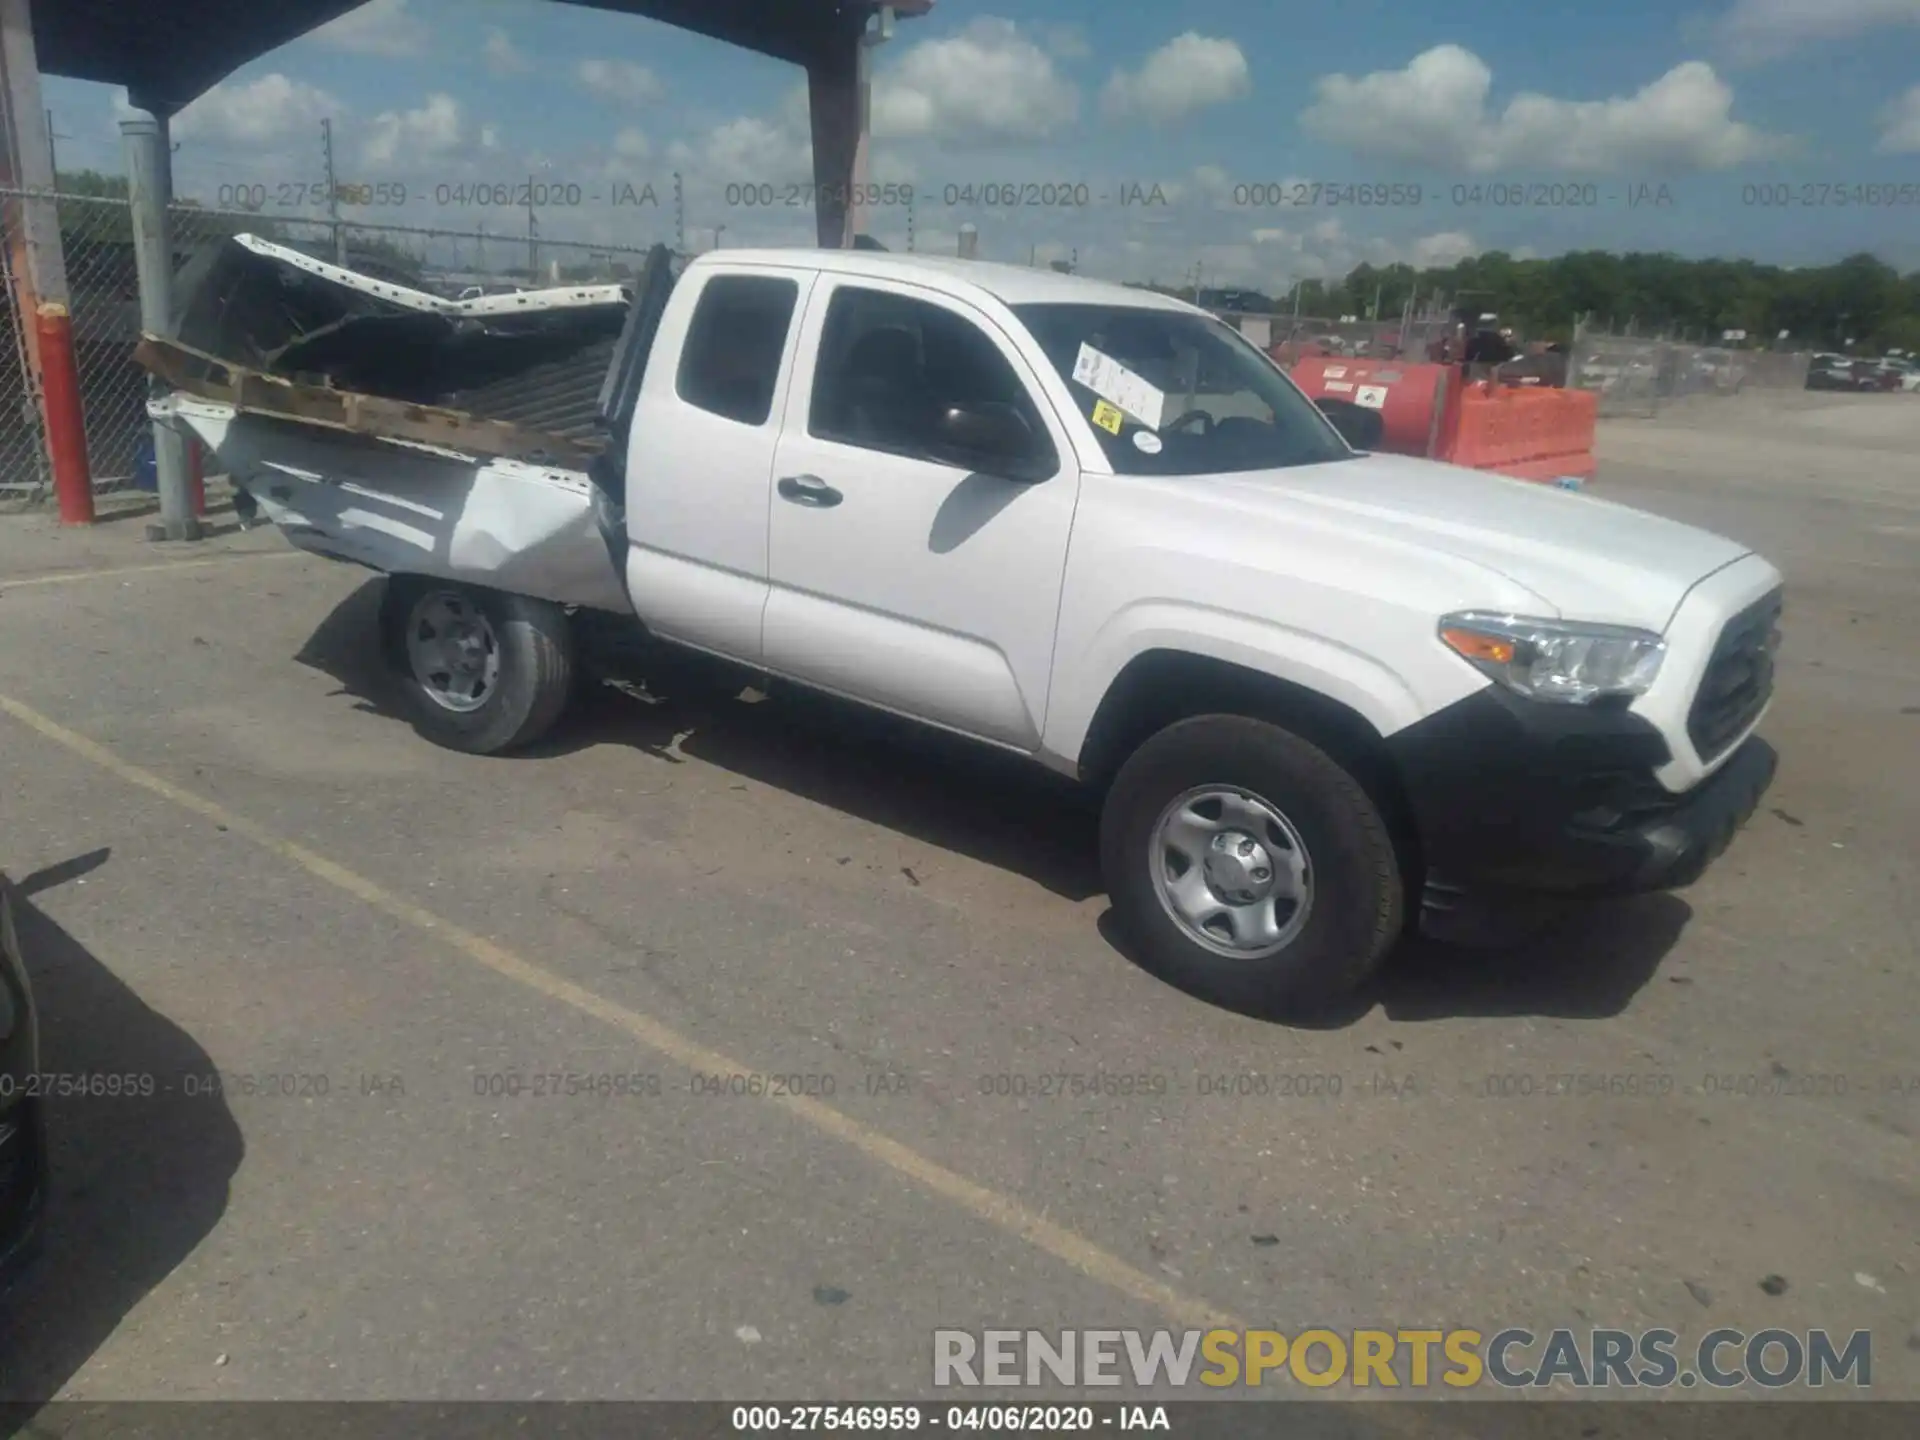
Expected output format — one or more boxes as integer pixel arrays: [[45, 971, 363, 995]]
[[0, 393, 1914, 1411]]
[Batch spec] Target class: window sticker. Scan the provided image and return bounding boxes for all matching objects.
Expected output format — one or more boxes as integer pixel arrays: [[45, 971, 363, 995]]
[[1132, 430, 1163, 454], [1354, 384, 1388, 409], [1090, 399, 1124, 434], [1072, 343, 1167, 430]]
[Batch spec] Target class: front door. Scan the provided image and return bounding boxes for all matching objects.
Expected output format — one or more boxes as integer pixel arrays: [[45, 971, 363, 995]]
[[762, 278, 1081, 750]]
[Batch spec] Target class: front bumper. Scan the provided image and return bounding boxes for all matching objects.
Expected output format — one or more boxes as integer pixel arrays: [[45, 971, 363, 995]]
[[1387, 685, 1777, 900]]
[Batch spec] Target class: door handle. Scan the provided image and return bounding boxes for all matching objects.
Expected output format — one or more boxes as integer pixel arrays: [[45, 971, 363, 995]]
[[777, 474, 843, 508]]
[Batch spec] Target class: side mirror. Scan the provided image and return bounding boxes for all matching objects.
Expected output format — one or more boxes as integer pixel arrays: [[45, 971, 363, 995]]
[[931, 402, 1049, 480]]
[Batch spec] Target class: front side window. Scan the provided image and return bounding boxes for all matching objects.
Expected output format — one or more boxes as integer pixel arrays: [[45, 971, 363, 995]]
[[809, 286, 1057, 479], [675, 274, 800, 426], [1013, 302, 1354, 476]]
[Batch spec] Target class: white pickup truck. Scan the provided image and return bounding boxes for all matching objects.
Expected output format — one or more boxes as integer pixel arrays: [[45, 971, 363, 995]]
[[152, 245, 1782, 1014]]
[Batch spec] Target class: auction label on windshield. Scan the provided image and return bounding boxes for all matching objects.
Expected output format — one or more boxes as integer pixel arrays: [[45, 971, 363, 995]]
[[1073, 343, 1166, 430], [1091, 400, 1125, 434]]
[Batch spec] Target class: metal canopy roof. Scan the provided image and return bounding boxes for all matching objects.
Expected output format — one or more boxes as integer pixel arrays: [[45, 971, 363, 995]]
[[33, 0, 916, 113]]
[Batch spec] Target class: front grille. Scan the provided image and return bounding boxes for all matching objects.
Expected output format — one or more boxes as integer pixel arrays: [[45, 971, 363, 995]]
[[1687, 588, 1781, 763]]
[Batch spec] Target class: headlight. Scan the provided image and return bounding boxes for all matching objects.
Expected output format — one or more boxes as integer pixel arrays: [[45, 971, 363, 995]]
[[1438, 612, 1666, 704]]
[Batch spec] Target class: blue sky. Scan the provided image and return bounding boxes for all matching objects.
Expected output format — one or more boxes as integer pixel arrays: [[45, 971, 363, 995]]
[[40, 0, 1920, 286]]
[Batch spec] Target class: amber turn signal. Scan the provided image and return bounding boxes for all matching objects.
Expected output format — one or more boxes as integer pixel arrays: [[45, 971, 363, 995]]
[[1439, 627, 1516, 664]]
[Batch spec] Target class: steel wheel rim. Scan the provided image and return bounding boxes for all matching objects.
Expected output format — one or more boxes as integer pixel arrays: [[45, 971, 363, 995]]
[[405, 590, 500, 714], [1147, 785, 1313, 959]]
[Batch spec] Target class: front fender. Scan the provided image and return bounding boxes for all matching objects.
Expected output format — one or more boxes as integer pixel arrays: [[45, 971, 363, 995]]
[[1039, 600, 1484, 771]]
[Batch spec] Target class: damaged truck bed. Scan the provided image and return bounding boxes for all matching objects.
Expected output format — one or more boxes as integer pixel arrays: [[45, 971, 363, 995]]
[[142, 233, 674, 615]]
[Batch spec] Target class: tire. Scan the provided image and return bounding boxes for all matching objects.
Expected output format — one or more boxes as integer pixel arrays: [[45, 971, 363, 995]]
[[1099, 715, 1402, 1015], [382, 578, 575, 755]]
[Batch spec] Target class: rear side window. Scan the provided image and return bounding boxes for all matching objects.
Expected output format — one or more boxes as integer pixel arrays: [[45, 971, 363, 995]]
[[675, 274, 800, 425]]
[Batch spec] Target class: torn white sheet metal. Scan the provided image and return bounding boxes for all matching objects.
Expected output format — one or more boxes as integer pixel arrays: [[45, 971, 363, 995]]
[[230, 234, 629, 317], [151, 393, 633, 616], [1070, 343, 1166, 430]]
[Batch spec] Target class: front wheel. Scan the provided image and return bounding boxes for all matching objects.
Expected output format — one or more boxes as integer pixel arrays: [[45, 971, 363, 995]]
[[382, 578, 575, 755], [1100, 715, 1402, 1015]]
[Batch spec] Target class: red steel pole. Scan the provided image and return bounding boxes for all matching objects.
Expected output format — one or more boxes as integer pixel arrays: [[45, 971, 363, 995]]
[[35, 300, 94, 525]]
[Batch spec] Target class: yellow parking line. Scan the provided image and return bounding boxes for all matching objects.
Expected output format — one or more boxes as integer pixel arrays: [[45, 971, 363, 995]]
[[0, 689, 1459, 1426], [0, 694, 1231, 1311], [0, 550, 302, 589]]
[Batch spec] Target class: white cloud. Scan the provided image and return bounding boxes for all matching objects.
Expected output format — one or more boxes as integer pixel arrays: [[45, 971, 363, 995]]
[[1229, 218, 1483, 288], [1876, 84, 1920, 151], [313, 0, 428, 58], [1716, 0, 1920, 63], [173, 73, 342, 146], [361, 93, 469, 166], [484, 28, 531, 76], [668, 116, 812, 188], [1102, 34, 1251, 124], [579, 58, 664, 107], [874, 18, 1078, 143], [1301, 45, 1788, 174]]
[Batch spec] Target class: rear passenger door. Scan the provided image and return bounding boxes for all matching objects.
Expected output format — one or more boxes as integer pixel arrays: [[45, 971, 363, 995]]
[[623, 265, 813, 664], [760, 278, 1081, 751]]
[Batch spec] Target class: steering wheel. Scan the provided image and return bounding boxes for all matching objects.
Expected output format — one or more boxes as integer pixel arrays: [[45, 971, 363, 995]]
[[1162, 409, 1214, 435]]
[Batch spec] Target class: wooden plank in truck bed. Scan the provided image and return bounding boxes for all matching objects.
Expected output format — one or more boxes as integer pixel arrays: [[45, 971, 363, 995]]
[[133, 334, 600, 466]]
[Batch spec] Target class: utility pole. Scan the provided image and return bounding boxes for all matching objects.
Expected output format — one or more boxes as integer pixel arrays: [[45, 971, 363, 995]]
[[321, 117, 345, 264], [44, 105, 69, 180], [527, 198, 539, 278], [672, 170, 684, 253], [850, 6, 896, 243]]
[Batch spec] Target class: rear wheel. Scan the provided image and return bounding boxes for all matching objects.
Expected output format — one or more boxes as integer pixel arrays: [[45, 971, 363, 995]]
[[383, 578, 575, 755], [1100, 715, 1402, 1015]]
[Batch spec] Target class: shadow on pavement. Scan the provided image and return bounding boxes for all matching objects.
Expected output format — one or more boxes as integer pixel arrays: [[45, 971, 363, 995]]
[[294, 578, 1105, 902], [295, 578, 1687, 1023], [1105, 891, 1689, 1029], [0, 853, 243, 1409]]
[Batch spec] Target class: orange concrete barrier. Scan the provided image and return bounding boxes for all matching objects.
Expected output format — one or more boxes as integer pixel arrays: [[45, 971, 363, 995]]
[[1444, 380, 1597, 483], [1286, 355, 1451, 460], [1285, 355, 1596, 484]]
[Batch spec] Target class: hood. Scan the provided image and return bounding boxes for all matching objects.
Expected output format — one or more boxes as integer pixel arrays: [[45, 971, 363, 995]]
[[1199, 452, 1751, 631]]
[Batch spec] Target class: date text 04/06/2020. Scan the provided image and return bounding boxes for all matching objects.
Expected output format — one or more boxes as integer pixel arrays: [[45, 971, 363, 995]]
[[1227, 181, 1679, 209], [722, 182, 1172, 210], [727, 1405, 1166, 1432]]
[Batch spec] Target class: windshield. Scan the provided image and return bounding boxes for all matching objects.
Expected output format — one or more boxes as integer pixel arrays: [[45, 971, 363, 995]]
[[1012, 302, 1354, 475]]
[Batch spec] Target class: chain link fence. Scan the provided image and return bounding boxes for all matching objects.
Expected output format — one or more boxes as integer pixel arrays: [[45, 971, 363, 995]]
[[1565, 332, 1812, 418], [1, 187, 673, 508]]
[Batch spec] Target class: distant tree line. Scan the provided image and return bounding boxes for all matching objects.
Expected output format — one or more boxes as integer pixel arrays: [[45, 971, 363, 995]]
[[1146, 250, 1920, 353]]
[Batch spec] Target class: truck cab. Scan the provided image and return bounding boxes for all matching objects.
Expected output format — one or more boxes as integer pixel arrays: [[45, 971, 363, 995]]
[[596, 251, 1781, 1010]]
